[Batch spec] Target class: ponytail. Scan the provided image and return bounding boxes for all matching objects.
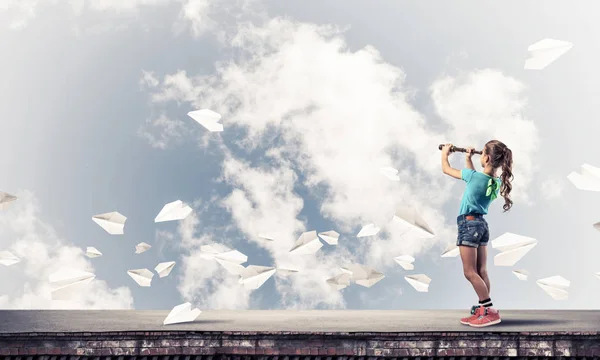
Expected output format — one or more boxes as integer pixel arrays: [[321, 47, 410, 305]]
[[499, 148, 513, 212]]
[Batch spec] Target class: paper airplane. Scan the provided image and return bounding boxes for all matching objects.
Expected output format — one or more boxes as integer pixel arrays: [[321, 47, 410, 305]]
[[154, 200, 193, 223], [258, 233, 276, 241], [127, 269, 154, 287], [567, 164, 600, 191], [155, 261, 176, 278], [276, 267, 300, 276], [536, 275, 570, 300], [593, 222, 600, 231], [0, 251, 20, 266], [163, 302, 202, 325], [289, 230, 323, 255], [318, 230, 339, 245], [92, 211, 126, 235], [405, 274, 431, 292], [491, 232, 538, 266], [392, 207, 435, 239], [340, 264, 385, 288], [380, 167, 400, 181], [326, 273, 352, 290], [512, 269, 529, 281], [441, 245, 460, 258], [216, 258, 247, 275], [85, 247, 102, 258], [594, 272, 600, 280], [215, 249, 247, 264], [0, 192, 17, 210], [187, 109, 223, 132], [394, 255, 415, 270], [135, 242, 152, 254], [49, 268, 95, 300], [524, 38, 573, 70], [357, 224, 380, 238], [239, 265, 276, 290]]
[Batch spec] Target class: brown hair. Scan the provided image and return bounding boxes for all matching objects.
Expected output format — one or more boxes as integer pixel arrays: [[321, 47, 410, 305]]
[[484, 140, 514, 212]]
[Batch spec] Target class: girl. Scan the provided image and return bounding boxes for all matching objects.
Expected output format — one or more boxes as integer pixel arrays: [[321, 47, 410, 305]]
[[441, 140, 514, 328]]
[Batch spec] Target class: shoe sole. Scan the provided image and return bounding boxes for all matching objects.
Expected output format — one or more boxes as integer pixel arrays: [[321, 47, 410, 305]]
[[460, 320, 472, 325], [469, 318, 501, 327]]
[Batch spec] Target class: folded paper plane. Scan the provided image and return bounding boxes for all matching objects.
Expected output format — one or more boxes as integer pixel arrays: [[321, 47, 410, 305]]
[[567, 164, 600, 192], [216, 258, 247, 275], [340, 264, 385, 288], [258, 233, 276, 241], [187, 109, 223, 132], [85, 247, 102, 258], [326, 273, 351, 290], [0, 251, 20, 266], [239, 265, 276, 290], [512, 269, 529, 281], [441, 245, 460, 258], [49, 268, 95, 300], [491, 232, 538, 266], [394, 255, 415, 270], [135, 242, 152, 254], [318, 230, 339, 245], [595, 272, 600, 280], [127, 269, 154, 287], [155, 261, 176, 277], [405, 274, 431, 292], [357, 224, 380, 238], [289, 230, 323, 255], [276, 266, 300, 276], [380, 167, 400, 181], [163, 302, 202, 325], [215, 249, 247, 264], [0, 192, 17, 210], [524, 38, 573, 70], [92, 211, 126, 235], [392, 207, 435, 239], [536, 275, 569, 300], [154, 200, 193, 222], [594, 222, 600, 231]]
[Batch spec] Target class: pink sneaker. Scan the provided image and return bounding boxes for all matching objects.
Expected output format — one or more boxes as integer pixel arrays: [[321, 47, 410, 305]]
[[469, 306, 501, 327], [460, 305, 483, 325]]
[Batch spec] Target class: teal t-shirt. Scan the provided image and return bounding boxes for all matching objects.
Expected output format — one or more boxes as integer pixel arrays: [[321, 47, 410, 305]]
[[458, 169, 502, 216]]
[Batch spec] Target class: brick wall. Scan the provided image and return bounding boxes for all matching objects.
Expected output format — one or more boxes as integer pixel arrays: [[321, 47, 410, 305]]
[[0, 331, 599, 358]]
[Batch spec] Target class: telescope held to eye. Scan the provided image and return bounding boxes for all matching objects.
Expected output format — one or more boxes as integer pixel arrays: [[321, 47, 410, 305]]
[[438, 144, 482, 155]]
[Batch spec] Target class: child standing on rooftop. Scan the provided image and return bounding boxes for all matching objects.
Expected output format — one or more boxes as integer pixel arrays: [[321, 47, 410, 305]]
[[441, 140, 514, 328]]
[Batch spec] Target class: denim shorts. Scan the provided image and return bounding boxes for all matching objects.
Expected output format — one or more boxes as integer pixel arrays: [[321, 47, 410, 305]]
[[456, 213, 489, 248]]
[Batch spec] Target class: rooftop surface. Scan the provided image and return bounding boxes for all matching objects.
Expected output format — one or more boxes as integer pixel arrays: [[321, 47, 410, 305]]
[[1, 310, 599, 333]]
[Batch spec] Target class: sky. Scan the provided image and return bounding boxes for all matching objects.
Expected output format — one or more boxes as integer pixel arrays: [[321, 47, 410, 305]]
[[0, 0, 599, 312]]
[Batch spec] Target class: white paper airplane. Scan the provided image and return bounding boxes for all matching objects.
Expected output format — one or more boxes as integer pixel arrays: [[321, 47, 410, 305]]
[[326, 273, 352, 290], [85, 247, 102, 258], [380, 167, 400, 181], [187, 109, 223, 132], [276, 266, 300, 276], [92, 211, 126, 235], [536, 275, 570, 300], [0, 251, 20, 266], [258, 233, 276, 241], [491, 232, 538, 266], [357, 224, 380, 238], [127, 269, 154, 287], [239, 265, 276, 290], [318, 230, 339, 245], [215, 258, 247, 275], [340, 264, 385, 288], [593, 222, 600, 231], [289, 230, 323, 255], [135, 242, 152, 254], [0, 192, 17, 210], [594, 272, 600, 280], [441, 245, 460, 258], [49, 268, 95, 300], [392, 207, 435, 239], [512, 269, 529, 281], [567, 164, 600, 192], [405, 274, 431, 292], [394, 255, 415, 270], [215, 249, 247, 264], [163, 302, 202, 325], [524, 38, 573, 70], [155, 261, 176, 278], [154, 200, 193, 223]]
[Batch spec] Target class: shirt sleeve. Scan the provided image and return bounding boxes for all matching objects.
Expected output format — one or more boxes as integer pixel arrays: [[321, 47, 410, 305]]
[[461, 168, 476, 183]]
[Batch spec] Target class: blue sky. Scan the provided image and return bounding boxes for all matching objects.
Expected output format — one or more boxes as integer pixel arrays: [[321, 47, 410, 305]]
[[0, 0, 599, 311]]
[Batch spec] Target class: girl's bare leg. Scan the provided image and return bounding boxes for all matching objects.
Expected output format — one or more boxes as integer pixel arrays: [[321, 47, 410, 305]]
[[459, 245, 490, 301]]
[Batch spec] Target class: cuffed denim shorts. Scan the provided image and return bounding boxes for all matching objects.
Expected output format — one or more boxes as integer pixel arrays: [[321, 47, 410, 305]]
[[456, 213, 489, 248]]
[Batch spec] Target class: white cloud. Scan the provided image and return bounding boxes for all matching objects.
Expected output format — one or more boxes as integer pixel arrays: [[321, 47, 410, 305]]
[[143, 17, 539, 308], [0, 190, 134, 309], [539, 178, 563, 200], [137, 114, 188, 149]]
